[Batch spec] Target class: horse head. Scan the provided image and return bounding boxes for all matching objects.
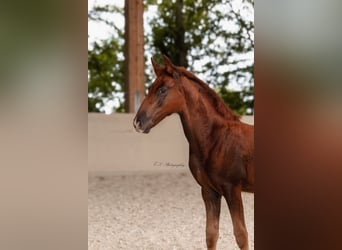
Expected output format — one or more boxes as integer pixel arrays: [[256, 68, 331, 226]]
[[133, 55, 185, 133]]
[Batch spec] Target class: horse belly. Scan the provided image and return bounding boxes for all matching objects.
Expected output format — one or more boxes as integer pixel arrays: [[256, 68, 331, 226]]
[[205, 147, 250, 192], [188, 144, 253, 193]]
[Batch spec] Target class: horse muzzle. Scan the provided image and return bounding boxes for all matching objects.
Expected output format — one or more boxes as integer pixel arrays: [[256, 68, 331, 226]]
[[133, 112, 152, 134]]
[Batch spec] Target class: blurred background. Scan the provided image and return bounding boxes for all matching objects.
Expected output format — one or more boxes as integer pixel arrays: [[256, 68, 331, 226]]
[[1, 0, 341, 249], [88, 0, 254, 115]]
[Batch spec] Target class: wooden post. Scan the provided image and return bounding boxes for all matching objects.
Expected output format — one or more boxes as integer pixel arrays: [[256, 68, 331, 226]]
[[124, 0, 145, 113]]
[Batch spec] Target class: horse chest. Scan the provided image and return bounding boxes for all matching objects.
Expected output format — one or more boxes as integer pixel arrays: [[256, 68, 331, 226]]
[[188, 154, 221, 191]]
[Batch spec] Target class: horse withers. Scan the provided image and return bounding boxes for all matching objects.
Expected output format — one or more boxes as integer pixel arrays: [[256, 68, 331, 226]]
[[133, 55, 254, 250]]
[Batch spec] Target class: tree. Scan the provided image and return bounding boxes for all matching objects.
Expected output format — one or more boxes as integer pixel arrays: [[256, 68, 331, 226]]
[[88, 4, 125, 113], [88, 0, 254, 114], [88, 39, 125, 112], [146, 0, 254, 114]]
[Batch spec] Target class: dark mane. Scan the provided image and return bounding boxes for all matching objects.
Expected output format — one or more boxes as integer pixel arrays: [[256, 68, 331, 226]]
[[176, 66, 240, 121]]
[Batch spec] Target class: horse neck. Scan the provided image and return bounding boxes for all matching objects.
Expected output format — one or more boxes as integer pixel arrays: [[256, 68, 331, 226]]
[[178, 78, 226, 155]]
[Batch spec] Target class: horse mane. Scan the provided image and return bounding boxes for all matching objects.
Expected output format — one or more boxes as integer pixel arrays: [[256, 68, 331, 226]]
[[176, 66, 240, 121]]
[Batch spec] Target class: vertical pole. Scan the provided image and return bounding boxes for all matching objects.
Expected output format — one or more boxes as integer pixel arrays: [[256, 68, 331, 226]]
[[124, 0, 145, 113]]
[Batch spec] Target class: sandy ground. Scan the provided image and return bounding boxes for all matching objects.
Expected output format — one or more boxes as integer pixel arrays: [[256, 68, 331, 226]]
[[88, 170, 254, 250]]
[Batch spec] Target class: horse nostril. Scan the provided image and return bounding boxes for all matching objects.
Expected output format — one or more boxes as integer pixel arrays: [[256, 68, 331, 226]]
[[133, 112, 148, 133], [133, 117, 140, 129]]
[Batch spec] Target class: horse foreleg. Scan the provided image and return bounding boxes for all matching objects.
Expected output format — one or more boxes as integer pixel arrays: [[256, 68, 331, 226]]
[[224, 184, 249, 250], [201, 187, 221, 250]]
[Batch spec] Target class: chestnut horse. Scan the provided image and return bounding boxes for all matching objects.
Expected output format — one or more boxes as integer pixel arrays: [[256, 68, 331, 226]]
[[133, 56, 254, 250]]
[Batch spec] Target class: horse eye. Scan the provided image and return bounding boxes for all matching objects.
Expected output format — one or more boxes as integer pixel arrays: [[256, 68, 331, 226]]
[[157, 87, 167, 95]]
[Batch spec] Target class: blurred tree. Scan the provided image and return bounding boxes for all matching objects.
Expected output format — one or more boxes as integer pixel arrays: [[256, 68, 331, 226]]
[[88, 0, 254, 114], [88, 4, 125, 112], [88, 39, 125, 112], [147, 0, 254, 114]]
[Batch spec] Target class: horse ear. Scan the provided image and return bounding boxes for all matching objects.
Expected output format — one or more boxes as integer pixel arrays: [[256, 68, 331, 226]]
[[162, 55, 177, 77], [162, 55, 173, 67], [151, 57, 162, 77]]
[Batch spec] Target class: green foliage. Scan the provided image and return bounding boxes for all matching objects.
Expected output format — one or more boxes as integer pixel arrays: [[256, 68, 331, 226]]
[[219, 85, 254, 115], [147, 0, 254, 115], [88, 0, 254, 115], [88, 4, 125, 113], [88, 39, 125, 112]]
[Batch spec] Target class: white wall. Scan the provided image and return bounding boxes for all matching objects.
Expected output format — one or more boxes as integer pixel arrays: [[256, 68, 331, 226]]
[[88, 113, 254, 174]]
